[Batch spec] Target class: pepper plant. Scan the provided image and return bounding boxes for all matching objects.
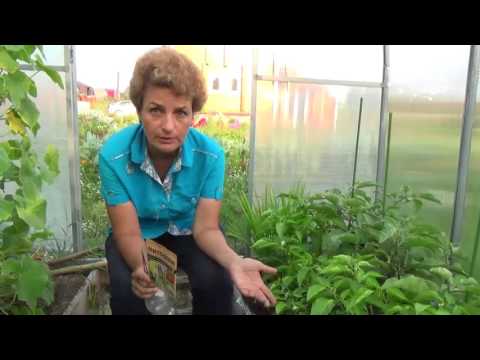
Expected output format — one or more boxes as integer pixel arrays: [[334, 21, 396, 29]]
[[230, 182, 480, 315], [0, 45, 62, 314]]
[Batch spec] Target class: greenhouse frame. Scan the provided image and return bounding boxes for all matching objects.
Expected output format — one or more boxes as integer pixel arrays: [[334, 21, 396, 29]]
[[29, 45, 480, 282]]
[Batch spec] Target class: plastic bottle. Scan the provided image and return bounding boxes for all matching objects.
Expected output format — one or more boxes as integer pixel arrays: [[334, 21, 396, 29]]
[[145, 289, 175, 315]]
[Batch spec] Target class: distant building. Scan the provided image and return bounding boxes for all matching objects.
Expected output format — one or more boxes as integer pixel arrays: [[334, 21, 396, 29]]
[[173, 45, 249, 115], [77, 81, 95, 101]]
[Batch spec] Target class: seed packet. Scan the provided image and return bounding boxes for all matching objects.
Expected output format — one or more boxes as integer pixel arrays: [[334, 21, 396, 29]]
[[143, 239, 177, 299]]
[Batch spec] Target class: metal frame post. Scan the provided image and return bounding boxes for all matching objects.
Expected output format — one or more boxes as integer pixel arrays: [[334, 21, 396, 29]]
[[64, 45, 84, 251], [247, 48, 259, 204], [451, 45, 480, 245], [376, 45, 390, 202]]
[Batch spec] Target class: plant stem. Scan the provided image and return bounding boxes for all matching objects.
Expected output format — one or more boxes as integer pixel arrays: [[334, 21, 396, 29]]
[[468, 210, 480, 276], [352, 97, 363, 198], [382, 113, 393, 216], [50, 259, 107, 276], [47, 246, 102, 266]]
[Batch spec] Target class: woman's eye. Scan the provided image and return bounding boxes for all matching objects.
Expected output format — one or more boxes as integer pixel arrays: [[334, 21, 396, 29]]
[[150, 108, 162, 114]]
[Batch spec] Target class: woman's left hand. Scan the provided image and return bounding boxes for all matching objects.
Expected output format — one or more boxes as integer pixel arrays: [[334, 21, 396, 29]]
[[228, 257, 277, 308]]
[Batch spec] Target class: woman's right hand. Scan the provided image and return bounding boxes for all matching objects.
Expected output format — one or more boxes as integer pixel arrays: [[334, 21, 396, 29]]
[[131, 266, 159, 299]]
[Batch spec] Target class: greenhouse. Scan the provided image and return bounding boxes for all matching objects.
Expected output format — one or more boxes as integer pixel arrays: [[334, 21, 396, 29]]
[[1, 45, 479, 315]]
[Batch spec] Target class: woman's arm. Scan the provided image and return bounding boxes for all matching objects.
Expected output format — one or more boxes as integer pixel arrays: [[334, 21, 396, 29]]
[[107, 201, 158, 299], [192, 198, 241, 270], [107, 202, 145, 271], [193, 198, 277, 306]]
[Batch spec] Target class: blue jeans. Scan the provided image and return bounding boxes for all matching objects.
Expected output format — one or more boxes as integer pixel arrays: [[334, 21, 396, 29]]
[[105, 232, 234, 315]]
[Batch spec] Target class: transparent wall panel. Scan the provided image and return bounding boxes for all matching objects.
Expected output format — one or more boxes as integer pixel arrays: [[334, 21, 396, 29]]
[[26, 70, 73, 252], [388, 45, 470, 235], [256, 45, 383, 82], [461, 95, 480, 279], [252, 80, 381, 197], [34, 45, 65, 67]]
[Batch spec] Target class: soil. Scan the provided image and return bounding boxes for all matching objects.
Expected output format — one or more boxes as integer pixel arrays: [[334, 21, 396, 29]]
[[46, 274, 87, 315]]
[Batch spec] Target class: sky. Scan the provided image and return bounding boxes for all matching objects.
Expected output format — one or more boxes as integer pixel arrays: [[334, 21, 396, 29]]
[[75, 45, 163, 91]]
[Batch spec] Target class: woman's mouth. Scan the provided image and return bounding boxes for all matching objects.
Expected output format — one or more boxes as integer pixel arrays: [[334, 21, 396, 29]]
[[157, 137, 175, 144]]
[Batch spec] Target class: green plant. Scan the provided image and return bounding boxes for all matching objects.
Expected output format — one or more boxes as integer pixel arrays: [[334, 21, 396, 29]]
[[0, 45, 62, 314], [194, 113, 250, 253], [232, 182, 480, 315], [78, 110, 138, 248]]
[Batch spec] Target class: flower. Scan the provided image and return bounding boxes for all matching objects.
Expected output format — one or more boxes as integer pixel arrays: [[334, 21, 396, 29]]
[[193, 117, 207, 128]]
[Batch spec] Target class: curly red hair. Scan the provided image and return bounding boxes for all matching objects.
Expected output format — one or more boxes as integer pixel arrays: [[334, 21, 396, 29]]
[[129, 47, 207, 113]]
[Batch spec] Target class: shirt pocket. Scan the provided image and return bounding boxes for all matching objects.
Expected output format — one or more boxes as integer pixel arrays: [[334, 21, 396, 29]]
[[169, 191, 199, 219]]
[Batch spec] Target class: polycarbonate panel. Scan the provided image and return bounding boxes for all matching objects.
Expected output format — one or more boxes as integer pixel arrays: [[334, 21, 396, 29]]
[[387, 45, 470, 236], [25, 70, 73, 252], [252, 80, 381, 198], [461, 94, 480, 279], [256, 45, 383, 82], [34, 45, 65, 67]]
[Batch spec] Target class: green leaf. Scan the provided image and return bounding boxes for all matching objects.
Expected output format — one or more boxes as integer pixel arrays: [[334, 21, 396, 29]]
[[22, 178, 40, 202], [357, 260, 374, 269], [15, 257, 52, 308], [307, 284, 328, 303], [3, 258, 23, 274], [20, 154, 38, 183], [17, 97, 40, 135], [413, 199, 423, 212], [30, 229, 54, 241], [0, 146, 11, 176], [413, 290, 443, 304], [5, 108, 27, 136], [433, 309, 451, 315], [297, 267, 309, 286], [385, 287, 409, 303], [356, 181, 380, 189], [17, 197, 46, 229], [385, 304, 410, 315], [34, 57, 64, 89], [5, 71, 31, 107], [275, 302, 287, 314], [351, 288, 374, 308], [0, 47, 19, 72], [414, 303, 431, 315], [418, 193, 441, 205], [430, 267, 453, 283], [321, 264, 350, 276], [311, 297, 335, 315], [332, 254, 353, 265], [4, 45, 26, 52], [2, 219, 31, 254], [35, 45, 46, 59], [40, 164, 58, 185], [282, 276, 295, 288], [0, 199, 15, 221], [44, 144, 59, 175], [378, 221, 398, 243], [251, 239, 279, 253], [324, 194, 340, 206], [363, 276, 381, 289], [276, 222, 286, 239], [322, 230, 343, 254], [405, 236, 440, 252], [383, 275, 435, 297], [28, 79, 37, 97]]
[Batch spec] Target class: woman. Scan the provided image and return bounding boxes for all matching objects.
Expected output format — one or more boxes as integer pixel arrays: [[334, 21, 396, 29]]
[[99, 47, 277, 315]]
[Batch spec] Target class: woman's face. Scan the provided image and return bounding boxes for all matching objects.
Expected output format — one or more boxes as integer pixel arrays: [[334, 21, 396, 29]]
[[140, 86, 194, 158]]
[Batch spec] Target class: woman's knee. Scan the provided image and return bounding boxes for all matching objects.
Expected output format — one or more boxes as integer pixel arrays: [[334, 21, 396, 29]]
[[189, 259, 233, 295]]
